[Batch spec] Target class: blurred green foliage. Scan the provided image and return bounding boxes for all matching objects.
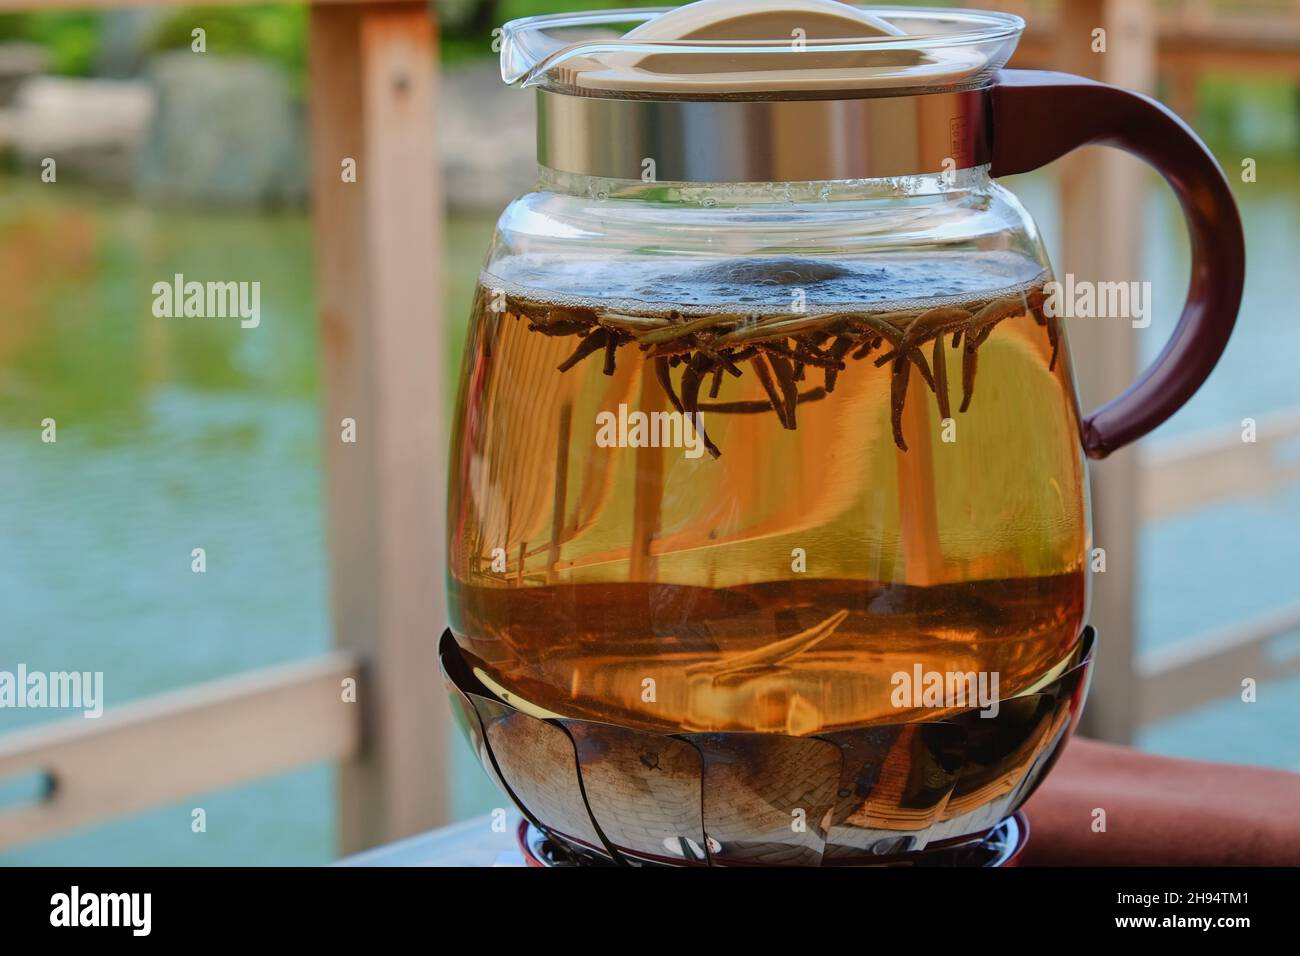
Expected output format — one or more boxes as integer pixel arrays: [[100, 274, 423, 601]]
[[147, 5, 307, 75], [0, 6, 309, 77], [0, 12, 102, 75], [0, 2, 662, 75], [441, 0, 662, 62]]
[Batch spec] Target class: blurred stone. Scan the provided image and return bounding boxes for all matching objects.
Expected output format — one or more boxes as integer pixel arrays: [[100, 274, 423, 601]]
[[0, 43, 48, 107], [0, 52, 533, 210], [96, 10, 169, 79], [1, 76, 155, 186], [135, 52, 308, 207], [438, 60, 536, 211]]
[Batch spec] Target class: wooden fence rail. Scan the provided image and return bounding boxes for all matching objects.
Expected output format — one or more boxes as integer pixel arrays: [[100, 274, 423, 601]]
[[0, 653, 361, 849], [1141, 410, 1300, 521], [0, 0, 450, 855], [1139, 603, 1300, 725]]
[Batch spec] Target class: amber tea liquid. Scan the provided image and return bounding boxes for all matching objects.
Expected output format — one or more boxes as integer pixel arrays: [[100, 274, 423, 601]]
[[448, 254, 1088, 735]]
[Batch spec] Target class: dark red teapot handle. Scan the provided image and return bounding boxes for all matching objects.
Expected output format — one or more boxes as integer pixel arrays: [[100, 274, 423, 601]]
[[988, 69, 1246, 459]]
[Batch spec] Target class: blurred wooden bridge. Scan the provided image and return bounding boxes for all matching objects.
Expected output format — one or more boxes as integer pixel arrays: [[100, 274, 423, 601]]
[[979, 0, 1300, 114], [0, 0, 1298, 858], [997, 1, 1300, 73]]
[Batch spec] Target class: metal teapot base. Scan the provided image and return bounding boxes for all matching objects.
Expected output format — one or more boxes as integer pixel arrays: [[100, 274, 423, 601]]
[[441, 626, 1093, 867], [518, 813, 1030, 868]]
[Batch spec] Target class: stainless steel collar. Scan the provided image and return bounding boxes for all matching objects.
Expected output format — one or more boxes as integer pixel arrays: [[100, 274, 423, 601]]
[[536, 88, 990, 183]]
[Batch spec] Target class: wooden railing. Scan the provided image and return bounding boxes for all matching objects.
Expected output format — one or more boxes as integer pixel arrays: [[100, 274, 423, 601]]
[[1139, 601, 1300, 724], [1142, 410, 1300, 522], [0, 654, 361, 847], [2, 0, 1298, 854], [0, 0, 450, 855], [969, 0, 1300, 92], [1136, 410, 1300, 724]]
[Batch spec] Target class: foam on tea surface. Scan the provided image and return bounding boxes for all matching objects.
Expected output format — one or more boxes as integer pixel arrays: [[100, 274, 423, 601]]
[[483, 250, 1047, 318]]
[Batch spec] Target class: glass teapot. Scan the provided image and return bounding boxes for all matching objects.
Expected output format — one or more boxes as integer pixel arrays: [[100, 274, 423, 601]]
[[440, 1, 1245, 866]]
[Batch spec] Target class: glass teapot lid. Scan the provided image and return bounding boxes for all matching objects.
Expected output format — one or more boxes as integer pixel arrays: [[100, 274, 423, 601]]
[[505, 3, 1023, 183], [501, 1, 1023, 97]]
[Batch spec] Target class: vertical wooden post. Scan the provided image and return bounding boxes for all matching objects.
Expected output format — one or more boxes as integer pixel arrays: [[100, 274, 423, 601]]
[[1054, 0, 1156, 744], [308, 0, 449, 853]]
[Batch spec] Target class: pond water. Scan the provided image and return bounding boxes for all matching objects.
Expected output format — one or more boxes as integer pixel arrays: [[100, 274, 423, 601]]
[[0, 153, 1297, 862]]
